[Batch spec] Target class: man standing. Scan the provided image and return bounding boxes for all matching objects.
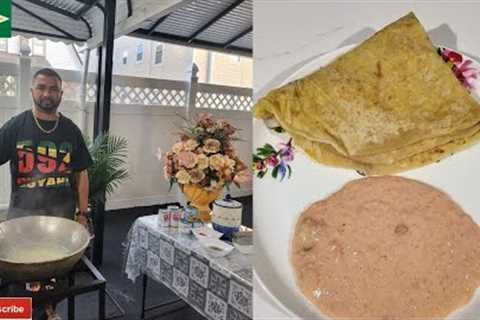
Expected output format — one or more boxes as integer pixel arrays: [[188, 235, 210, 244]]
[[0, 68, 93, 320]]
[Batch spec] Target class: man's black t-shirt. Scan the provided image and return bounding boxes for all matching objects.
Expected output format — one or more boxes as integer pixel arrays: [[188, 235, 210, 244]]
[[0, 110, 93, 218]]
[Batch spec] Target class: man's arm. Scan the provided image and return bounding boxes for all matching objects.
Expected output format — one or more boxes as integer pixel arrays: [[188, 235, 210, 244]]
[[75, 169, 92, 234], [0, 119, 14, 166], [76, 169, 89, 213]]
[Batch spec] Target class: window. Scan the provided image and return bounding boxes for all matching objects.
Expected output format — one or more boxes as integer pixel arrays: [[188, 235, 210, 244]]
[[30, 39, 46, 56], [122, 50, 128, 65], [136, 44, 144, 63], [0, 39, 7, 52], [154, 44, 164, 65]]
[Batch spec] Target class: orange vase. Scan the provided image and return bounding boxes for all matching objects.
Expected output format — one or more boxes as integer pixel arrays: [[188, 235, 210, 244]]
[[182, 184, 223, 222]]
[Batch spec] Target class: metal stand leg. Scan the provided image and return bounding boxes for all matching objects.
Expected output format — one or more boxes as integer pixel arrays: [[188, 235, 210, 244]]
[[99, 285, 106, 320], [68, 273, 75, 320], [141, 274, 147, 320]]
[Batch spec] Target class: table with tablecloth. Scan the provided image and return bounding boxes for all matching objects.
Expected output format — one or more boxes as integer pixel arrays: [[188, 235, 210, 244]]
[[124, 215, 253, 320]]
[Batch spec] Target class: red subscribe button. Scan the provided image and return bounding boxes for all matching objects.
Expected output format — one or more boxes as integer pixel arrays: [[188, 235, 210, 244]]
[[0, 298, 32, 320]]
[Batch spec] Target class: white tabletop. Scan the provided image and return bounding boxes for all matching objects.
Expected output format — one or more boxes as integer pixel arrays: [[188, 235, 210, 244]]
[[253, 1, 480, 318]]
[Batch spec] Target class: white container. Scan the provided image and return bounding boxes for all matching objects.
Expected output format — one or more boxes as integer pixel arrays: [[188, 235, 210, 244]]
[[179, 217, 192, 234], [158, 209, 170, 227], [212, 196, 242, 229], [168, 205, 181, 228]]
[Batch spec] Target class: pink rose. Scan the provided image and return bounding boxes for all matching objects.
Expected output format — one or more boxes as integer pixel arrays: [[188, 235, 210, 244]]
[[234, 169, 252, 184], [177, 151, 197, 169]]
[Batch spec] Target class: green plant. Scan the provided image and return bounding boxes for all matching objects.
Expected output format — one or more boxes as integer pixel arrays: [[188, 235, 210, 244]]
[[84, 133, 129, 206]]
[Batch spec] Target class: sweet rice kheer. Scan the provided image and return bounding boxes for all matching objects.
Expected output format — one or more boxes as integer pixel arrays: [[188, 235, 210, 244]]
[[291, 176, 480, 319]]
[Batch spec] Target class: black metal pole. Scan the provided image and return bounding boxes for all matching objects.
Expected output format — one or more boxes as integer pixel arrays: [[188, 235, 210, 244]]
[[93, 46, 103, 136], [92, 0, 116, 267]]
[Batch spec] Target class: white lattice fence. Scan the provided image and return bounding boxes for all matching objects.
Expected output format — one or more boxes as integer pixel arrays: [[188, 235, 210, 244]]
[[62, 81, 81, 100], [0, 63, 17, 98], [110, 86, 187, 106], [0, 65, 252, 111], [196, 83, 253, 111], [0, 75, 16, 97]]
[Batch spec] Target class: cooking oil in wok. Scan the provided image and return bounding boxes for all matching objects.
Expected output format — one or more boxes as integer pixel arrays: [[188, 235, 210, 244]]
[[1, 243, 71, 263]]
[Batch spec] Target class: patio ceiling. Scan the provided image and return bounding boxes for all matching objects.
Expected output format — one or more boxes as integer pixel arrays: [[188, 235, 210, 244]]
[[10, 0, 253, 56], [130, 0, 252, 57]]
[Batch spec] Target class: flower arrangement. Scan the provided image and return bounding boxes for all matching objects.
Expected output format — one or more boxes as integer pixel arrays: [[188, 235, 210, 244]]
[[161, 113, 250, 191]]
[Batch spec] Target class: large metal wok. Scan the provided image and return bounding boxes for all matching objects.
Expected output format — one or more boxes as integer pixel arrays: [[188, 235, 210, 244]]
[[0, 216, 91, 281]]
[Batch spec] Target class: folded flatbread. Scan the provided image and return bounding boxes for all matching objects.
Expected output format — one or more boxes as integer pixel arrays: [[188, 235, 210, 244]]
[[254, 12, 480, 174]]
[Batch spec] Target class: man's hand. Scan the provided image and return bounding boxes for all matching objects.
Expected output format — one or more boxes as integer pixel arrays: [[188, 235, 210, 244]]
[[75, 211, 94, 238]]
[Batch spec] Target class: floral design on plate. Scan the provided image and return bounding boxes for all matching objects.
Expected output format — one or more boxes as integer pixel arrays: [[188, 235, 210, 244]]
[[438, 47, 479, 90], [253, 138, 294, 181]]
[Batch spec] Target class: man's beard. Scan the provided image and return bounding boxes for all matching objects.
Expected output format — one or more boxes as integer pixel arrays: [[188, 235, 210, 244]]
[[33, 96, 61, 113]]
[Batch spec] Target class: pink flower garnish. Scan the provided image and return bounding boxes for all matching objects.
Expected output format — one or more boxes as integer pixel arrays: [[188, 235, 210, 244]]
[[266, 155, 279, 167], [277, 139, 295, 162]]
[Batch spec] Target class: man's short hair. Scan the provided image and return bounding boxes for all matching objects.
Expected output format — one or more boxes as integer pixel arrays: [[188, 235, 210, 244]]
[[32, 68, 62, 85]]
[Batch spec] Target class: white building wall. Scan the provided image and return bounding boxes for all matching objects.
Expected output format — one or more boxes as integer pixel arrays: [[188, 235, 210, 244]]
[[44, 41, 82, 71], [110, 36, 194, 81]]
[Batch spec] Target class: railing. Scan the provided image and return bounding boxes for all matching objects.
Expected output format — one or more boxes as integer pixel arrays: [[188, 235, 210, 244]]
[[0, 62, 252, 111]]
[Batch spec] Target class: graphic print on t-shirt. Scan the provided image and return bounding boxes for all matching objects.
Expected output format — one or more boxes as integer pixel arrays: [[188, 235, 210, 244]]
[[16, 140, 73, 189]]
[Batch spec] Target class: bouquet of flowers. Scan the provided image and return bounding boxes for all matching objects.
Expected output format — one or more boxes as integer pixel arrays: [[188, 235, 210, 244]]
[[161, 113, 250, 192]]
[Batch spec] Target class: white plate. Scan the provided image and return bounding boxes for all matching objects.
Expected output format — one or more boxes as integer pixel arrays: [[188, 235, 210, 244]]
[[199, 238, 234, 258], [254, 45, 480, 319], [192, 225, 223, 241]]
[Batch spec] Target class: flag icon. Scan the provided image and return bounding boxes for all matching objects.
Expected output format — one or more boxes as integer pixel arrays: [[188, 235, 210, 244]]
[[0, 0, 11, 38], [0, 15, 10, 24]]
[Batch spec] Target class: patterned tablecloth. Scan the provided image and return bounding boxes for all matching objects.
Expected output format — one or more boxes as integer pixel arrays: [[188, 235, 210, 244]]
[[124, 215, 253, 320]]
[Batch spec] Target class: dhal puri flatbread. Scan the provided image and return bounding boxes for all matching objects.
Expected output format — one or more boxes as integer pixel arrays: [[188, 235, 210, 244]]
[[254, 12, 480, 175]]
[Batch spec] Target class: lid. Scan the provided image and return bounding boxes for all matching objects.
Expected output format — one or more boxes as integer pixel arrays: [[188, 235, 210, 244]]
[[214, 194, 242, 209]]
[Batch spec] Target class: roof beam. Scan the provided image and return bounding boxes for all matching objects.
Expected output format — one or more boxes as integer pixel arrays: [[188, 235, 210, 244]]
[[20, 0, 93, 39], [131, 29, 251, 57], [23, 0, 78, 19], [72, 0, 104, 16], [147, 14, 170, 35], [74, 0, 100, 19], [80, 16, 92, 38], [12, 2, 84, 41], [127, 0, 133, 17], [223, 25, 252, 48], [12, 27, 87, 42], [188, 0, 244, 43], [87, 0, 188, 49]]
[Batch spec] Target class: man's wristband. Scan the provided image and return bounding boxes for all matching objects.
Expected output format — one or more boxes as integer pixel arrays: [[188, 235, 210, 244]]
[[76, 210, 90, 217]]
